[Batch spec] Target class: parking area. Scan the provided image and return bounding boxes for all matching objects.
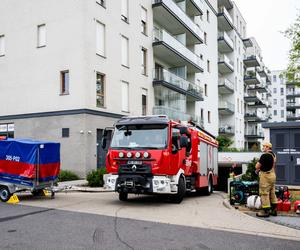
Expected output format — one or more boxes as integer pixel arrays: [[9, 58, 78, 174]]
[[11, 191, 300, 241]]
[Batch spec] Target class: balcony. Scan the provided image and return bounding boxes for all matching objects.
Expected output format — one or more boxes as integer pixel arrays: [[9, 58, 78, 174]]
[[247, 82, 268, 93], [153, 68, 203, 101], [245, 131, 264, 140], [153, 28, 204, 73], [218, 54, 234, 74], [218, 31, 234, 53], [218, 78, 234, 94], [219, 101, 235, 115], [153, 106, 203, 126], [287, 113, 300, 121], [244, 71, 261, 85], [218, 0, 233, 10], [286, 89, 300, 98], [244, 92, 267, 108], [286, 102, 300, 110], [217, 7, 233, 31], [243, 38, 253, 48], [244, 55, 261, 68], [244, 112, 267, 123], [152, 0, 204, 44], [186, 0, 204, 16], [219, 125, 235, 135]]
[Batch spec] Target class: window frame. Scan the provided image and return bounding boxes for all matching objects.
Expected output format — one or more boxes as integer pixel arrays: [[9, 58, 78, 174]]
[[60, 70, 70, 95], [37, 24, 46, 48], [96, 72, 105, 108]]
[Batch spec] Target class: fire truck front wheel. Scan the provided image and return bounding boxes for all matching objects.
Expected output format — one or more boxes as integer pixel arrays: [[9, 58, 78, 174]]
[[119, 191, 128, 201], [170, 176, 186, 204]]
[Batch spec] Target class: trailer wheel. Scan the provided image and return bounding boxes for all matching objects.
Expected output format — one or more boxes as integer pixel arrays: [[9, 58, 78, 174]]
[[170, 176, 186, 204], [119, 191, 128, 201], [32, 189, 44, 197], [0, 186, 11, 202]]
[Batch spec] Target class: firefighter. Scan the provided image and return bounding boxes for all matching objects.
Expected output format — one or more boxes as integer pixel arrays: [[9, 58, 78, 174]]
[[255, 141, 277, 217]]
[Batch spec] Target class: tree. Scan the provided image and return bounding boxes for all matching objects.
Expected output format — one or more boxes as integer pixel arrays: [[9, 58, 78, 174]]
[[283, 12, 300, 84], [241, 158, 259, 182], [216, 135, 233, 152]]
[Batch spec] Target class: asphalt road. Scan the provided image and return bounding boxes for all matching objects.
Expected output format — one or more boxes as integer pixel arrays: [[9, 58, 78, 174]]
[[0, 203, 300, 250]]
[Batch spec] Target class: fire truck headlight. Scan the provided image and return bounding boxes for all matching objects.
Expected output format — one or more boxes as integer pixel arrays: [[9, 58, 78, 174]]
[[135, 152, 141, 158], [154, 180, 159, 186], [143, 152, 149, 158], [127, 152, 132, 158], [119, 152, 124, 158]]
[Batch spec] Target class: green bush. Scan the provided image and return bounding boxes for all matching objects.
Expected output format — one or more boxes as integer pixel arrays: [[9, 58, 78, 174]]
[[58, 170, 80, 182], [216, 135, 233, 152], [241, 158, 259, 182], [86, 168, 106, 187]]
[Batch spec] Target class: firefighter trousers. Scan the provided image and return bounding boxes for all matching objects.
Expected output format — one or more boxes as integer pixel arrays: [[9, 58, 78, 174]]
[[259, 169, 277, 209]]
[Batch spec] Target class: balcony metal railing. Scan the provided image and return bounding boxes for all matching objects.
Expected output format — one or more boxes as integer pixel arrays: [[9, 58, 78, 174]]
[[287, 113, 300, 119], [218, 78, 234, 91], [153, 68, 203, 98], [218, 54, 234, 68], [218, 31, 234, 49], [219, 126, 235, 134], [244, 70, 261, 82], [245, 130, 264, 137], [219, 100, 235, 112], [245, 111, 266, 121], [286, 89, 300, 96], [218, 7, 233, 24], [153, 106, 203, 126], [153, 28, 203, 68], [286, 102, 300, 107], [152, 0, 203, 39]]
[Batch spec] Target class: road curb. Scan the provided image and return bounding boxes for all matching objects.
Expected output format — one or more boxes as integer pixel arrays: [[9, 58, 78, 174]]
[[222, 198, 233, 210]]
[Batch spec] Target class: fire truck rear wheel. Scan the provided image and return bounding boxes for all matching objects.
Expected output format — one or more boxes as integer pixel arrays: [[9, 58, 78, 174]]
[[205, 176, 213, 196], [170, 176, 186, 204], [0, 186, 11, 202], [119, 191, 128, 201]]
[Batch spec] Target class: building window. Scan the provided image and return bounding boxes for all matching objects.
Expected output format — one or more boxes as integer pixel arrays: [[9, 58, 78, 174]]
[[273, 75, 277, 82], [200, 109, 203, 120], [0, 123, 14, 138], [274, 110, 277, 116], [121, 36, 129, 67], [237, 98, 240, 113], [235, 77, 237, 91], [206, 10, 210, 22], [281, 110, 284, 118], [0, 35, 5, 56], [37, 24, 46, 48], [280, 76, 284, 84], [96, 73, 105, 107], [204, 32, 207, 45], [280, 87, 284, 96], [236, 58, 239, 73], [141, 47, 147, 75], [122, 81, 129, 112], [208, 111, 211, 123], [141, 7, 147, 35], [142, 89, 147, 115], [121, 0, 129, 22], [273, 88, 277, 94], [96, 21, 105, 56], [60, 70, 69, 95], [62, 128, 70, 138], [204, 84, 207, 96], [96, 0, 105, 7], [281, 99, 284, 107], [207, 60, 210, 72], [274, 99, 277, 105]]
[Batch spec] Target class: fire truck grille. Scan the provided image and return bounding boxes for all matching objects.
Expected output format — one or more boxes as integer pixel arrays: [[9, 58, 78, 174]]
[[118, 164, 151, 174]]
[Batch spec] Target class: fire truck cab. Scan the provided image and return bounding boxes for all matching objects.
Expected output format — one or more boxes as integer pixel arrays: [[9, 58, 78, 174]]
[[102, 116, 218, 203]]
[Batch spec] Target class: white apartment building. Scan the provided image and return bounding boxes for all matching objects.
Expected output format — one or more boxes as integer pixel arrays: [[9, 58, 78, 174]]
[[217, 0, 247, 149], [0, 0, 219, 176], [270, 70, 287, 122], [243, 37, 272, 150], [271, 70, 300, 122]]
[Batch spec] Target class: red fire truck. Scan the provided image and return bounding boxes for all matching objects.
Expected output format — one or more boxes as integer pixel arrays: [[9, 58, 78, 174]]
[[102, 116, 218, 203]]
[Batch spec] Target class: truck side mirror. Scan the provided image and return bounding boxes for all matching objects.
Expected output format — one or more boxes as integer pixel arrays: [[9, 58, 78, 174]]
[[101, 138, 107, 149], [180, 136, 188, 148]]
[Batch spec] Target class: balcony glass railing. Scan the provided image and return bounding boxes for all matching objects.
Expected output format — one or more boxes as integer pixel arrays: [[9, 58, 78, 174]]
[[287, 102, 300, 107], [244, 71, 261, 82], [219, 101, 235, 112], [218, 31, 234, 48], [246, 130, 264, 136], [153, 0, 203, 39], [218, 78, 234, 90], [286, 89, 300, 95], [219, 125, 235, 134], [154, 28, 203, 68], [153, 106, 203, 125], [218, 54, 234, 68], [245, 111, 266, 120], [153, 68, 203, 98], [218, 7, 233, 24]]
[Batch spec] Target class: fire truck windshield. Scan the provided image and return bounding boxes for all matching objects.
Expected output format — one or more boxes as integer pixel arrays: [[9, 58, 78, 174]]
[[110, 124, 168, 149]]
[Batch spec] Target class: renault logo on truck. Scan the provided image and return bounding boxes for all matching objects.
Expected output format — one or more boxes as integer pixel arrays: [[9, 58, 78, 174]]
[[132, 165, 137, 172]]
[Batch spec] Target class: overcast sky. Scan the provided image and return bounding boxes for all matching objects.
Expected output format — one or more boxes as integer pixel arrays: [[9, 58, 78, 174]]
[[233, 0, 299, 71]]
